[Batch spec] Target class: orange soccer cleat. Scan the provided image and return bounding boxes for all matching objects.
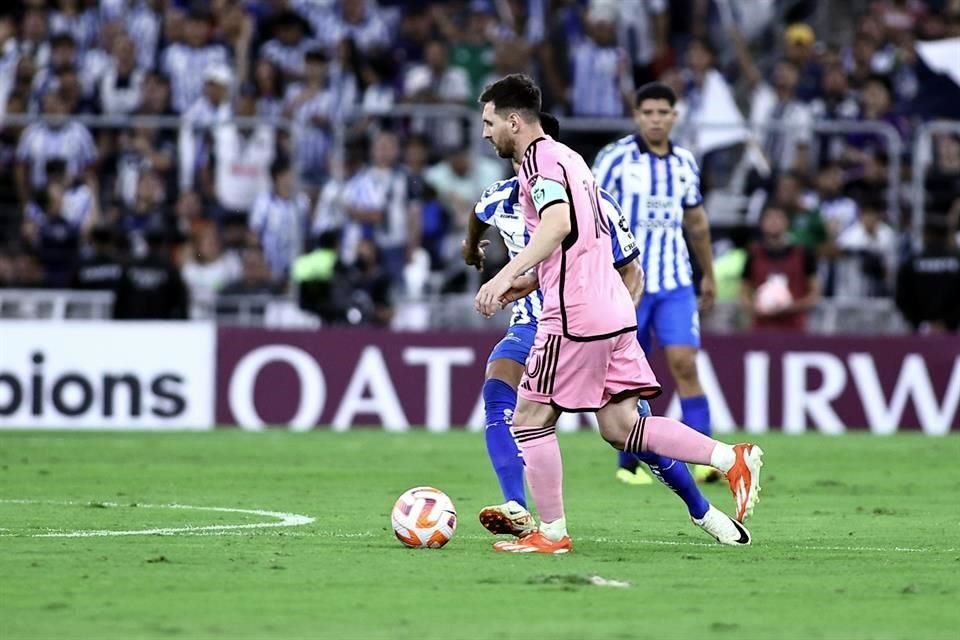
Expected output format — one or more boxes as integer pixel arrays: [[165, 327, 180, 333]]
[[726, 443, 764, 522], [493, 530, 573, 555]]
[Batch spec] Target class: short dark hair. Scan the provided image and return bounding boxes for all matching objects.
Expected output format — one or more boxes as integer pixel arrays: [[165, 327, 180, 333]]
[[271, 157, 292, 180], [305, 49, 328, 65], [51, 34, 77, 50], [634, 82, 677, 108], [478, 73, 541, 119], [539, 112, 560, 139]]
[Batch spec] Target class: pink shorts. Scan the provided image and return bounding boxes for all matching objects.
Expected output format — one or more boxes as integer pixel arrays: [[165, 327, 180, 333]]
[[518, 331, 661, 411]]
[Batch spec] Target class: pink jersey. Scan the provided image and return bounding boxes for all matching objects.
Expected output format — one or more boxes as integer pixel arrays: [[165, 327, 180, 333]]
[[517, 136, 637, 340]]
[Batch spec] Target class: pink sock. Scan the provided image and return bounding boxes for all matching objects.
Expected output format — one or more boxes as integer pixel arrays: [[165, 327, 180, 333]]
[[627, 416, 717, 466], [512, 427, 565, 523]]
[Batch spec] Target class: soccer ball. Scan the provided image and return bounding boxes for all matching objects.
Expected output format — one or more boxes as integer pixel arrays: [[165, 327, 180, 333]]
[[391, 486, 457, 549]]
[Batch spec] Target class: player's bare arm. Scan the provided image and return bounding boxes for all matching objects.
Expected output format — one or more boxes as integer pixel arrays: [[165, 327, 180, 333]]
[[475, 203, 571, 317], [683, 204, 716, 313], [617, 259, 644, 306], [462, 212, 491, 271]]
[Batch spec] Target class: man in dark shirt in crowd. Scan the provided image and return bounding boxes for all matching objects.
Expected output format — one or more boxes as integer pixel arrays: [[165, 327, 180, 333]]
[[896, 220, 960, 334], [114, 226, 188, 320], [741, 204, 821, 332], [73, 224, 124, 294]]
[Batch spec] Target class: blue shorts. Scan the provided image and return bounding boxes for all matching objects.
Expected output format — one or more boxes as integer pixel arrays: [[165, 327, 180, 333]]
[[635, 285, 700, 354], [487, 322, 538, 366]]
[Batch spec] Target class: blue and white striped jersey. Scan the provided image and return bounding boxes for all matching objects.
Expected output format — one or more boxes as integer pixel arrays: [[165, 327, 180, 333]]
[[592, 135, 703, 294], [474, 177, 639, 326]]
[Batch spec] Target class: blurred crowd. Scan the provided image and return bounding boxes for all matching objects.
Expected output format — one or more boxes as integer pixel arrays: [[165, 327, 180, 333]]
[[0, 0, 958, 332]]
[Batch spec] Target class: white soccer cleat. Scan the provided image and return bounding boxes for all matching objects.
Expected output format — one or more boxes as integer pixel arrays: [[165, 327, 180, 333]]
[[478, 500, 536, 537], [692, 505, 752, 545]]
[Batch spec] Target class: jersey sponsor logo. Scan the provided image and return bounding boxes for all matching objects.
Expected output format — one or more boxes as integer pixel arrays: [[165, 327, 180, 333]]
[[644, 195, 675, 212]]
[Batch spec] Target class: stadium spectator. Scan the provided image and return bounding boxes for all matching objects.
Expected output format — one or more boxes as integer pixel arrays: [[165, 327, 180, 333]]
[[115, 124, 176, 211], [358, 51, 397, 116], [676, 37, 746, 191], [14, 89, 97, 207], [177, 63, 233, 193], [72, 224, 123, 295], [924, 133, 960, 220], [433, 3, 496, 99], [115, 170, 171, 258], [161, 9, 230, 113], [732, 26, 813, 175], [315, 0, 391, 55], [810, 62, 861, 165], [741, 204, 820, 332], [248, 158, 308, 281], [259, 10, 316, 83], [113, 225, 188, 320], [284, 49, 335, 187], [32, 159, 97, 237], [425, 144, 504, 238], [896, 220, 960, 333], [252, 59, 285, 121], [337, 237, 394, 326], [98, 33, 144, 116], [781, 23, 823, 102], [834, 197, 898, 298], [50, 0, 98, 55], [404, 134, 447, 269], [206, 87, 276, 221], [341, 131, 415, 282], [616, 0, 669, 88], [124, 0, 163, 70], [771, 171, 827, 255], [221, 245, 283, 297], [404, 38, 471, 150], [812, 163, 859, 239], [327, 37, 361, 124], [21, 181, 80, 288], [844, 75, 909, 168], [17, 7, 51, 73], [181, 222, 242, 319], [568, 5, 633, 118], [310, 147, 363, 250], [137, 72, 173, 118], [29, 33, 78, 112]]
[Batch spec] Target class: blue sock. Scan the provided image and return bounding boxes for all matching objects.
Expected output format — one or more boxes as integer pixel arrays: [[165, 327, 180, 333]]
[[482, 378, 526, 508], [635, 452, 710, 519], [680, 395, 712, 437], [617, 399, 652, 471]]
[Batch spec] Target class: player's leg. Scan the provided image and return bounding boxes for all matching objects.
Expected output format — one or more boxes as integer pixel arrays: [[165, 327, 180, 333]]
[[597, 334, 764, 523], [478, 324, 538, 536], [494, 332, 607, 554], [493, 395, 571, 554], [617, 399, 654, 485], [654, 286, 711, 437], [617, 294, 657, 481], [655, 286, 721, 482], [482, 325, 536, 507]]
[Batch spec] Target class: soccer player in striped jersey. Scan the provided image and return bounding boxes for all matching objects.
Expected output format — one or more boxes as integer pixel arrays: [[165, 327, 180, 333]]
[[593, 82, 722, 485], [464, 113, 752, 547]]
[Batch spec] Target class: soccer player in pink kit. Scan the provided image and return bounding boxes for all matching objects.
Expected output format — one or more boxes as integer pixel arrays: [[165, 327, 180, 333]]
[[475, 74, 764, 554]]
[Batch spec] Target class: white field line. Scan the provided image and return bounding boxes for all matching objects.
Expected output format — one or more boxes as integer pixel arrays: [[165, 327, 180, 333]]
[[0, 499, 314, 538]]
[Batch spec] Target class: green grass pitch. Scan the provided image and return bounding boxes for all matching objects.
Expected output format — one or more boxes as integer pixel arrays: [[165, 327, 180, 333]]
[[1, 431, 957, 639]]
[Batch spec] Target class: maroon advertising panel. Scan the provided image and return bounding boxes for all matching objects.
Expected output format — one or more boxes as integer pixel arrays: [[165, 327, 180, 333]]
[[216, 328, 960, 434]]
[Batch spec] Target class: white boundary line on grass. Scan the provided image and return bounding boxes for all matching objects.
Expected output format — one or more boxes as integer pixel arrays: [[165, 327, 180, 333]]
[[0, 499, 315, 538]]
